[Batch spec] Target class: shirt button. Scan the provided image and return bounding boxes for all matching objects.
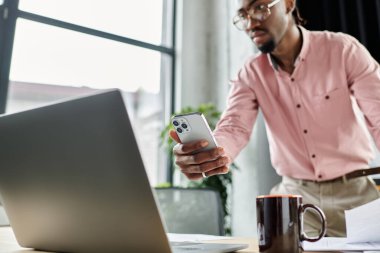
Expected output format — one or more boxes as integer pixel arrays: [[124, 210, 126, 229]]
[[312, 154, 316, 158], [325, 95, 330, 100], [303, 130, 308, 134], [318, 174, 322, 179], [296, 104, 301, 108], [291, 78, 295, 82]]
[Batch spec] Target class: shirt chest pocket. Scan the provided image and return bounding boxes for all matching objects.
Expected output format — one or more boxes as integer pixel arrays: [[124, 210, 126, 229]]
[[310, 87, 354, 128]]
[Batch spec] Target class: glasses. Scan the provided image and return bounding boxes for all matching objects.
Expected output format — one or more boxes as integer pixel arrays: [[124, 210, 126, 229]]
[[233, 0, 281, 30]]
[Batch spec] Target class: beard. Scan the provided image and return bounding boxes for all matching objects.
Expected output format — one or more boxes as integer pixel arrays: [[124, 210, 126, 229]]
[[257, 39, 276, 53]]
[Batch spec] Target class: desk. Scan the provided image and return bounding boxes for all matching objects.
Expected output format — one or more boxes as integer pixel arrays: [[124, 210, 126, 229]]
[[0, 226, 362, 253]]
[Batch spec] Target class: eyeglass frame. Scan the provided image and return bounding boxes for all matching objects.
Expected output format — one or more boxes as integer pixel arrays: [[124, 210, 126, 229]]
[[233, 0, 281, 31]]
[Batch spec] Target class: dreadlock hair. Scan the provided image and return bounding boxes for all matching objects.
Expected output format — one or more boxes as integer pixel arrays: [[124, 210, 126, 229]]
[[292, 6, 307, 26]]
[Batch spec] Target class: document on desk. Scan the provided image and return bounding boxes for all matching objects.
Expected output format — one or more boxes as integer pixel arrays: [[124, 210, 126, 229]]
[[303, 198, 380, 251], [345, 198, 380, 243], [303, 237, 380, 251]]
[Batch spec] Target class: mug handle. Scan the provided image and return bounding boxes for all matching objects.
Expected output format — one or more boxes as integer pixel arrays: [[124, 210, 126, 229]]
[[299, 204, 327, 242]]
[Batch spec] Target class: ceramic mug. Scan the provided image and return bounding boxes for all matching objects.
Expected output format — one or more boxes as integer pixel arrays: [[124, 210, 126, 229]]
[[256, 195, 326, 253]]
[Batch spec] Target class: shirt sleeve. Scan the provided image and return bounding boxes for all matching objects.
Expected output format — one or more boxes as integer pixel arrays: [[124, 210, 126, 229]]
[[213, 69, 259, 161], [345, 36, 380, 149]]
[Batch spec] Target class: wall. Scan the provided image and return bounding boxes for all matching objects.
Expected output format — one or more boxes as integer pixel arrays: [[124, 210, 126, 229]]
[[176, 0, 281, 236], [176, 0, 229, 109]]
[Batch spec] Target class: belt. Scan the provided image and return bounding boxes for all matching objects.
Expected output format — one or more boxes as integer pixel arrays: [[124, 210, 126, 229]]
[[345, 166, 380, 180], [302, 166, 380, 183]]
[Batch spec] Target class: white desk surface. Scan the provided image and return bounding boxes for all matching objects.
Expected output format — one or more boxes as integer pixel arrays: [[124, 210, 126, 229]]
[[0, 226, 360, 253], [0, 226, 50, 252], [0, 226, 256, 253], [0, 227, 52, 253]]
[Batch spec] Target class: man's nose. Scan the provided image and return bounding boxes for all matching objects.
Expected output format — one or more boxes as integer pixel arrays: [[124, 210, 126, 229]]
[[245, 17, 261, 32]]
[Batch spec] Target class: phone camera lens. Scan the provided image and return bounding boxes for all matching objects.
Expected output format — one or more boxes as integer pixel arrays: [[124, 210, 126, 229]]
[[181, 123, 188, 129], [173, 121, 179, 126], [177, 128, 183, 133]]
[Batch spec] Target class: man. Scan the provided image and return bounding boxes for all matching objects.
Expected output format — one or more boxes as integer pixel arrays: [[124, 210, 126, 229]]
[[169, 0, 380, 237]]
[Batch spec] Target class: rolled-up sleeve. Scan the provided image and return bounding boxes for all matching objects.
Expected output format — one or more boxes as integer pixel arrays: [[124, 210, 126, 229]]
[[346, 36, 380, 149], [214, 69, 259, 161]]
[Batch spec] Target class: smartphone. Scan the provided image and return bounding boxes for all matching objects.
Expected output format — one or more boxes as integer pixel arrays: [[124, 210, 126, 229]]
[[172, 112, 218, 151]]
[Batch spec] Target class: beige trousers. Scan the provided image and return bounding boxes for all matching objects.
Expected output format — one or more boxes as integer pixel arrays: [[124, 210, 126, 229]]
[[270, 176, 380, 237]]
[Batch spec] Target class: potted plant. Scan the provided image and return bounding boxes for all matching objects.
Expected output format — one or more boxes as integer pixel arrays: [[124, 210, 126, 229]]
[[160, 103, 238, 235]]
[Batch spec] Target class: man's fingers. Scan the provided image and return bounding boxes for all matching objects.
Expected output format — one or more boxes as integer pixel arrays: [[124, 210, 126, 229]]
[[178, 156, 230, 173], [175, 147, 225, 165], [169, 129, 181, 143], [189, 147, 225, 164], [204, 166, 229, 177], [183, 165, 230, 181], [173, 140, 208, 155]]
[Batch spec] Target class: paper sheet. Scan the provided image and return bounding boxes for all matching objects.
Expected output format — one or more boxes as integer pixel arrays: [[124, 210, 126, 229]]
[[303, 237, 380, 251], [345, 198, 380, 243], [167, 233, 232, 242], [303, 198, 380, 251]]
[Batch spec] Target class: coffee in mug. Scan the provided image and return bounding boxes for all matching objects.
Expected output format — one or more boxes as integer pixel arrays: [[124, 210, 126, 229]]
[[256, 195, 326, 253]]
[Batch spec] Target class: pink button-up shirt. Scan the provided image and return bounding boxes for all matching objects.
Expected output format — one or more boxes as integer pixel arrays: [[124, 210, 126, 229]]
[[214, 26, 380, 181]]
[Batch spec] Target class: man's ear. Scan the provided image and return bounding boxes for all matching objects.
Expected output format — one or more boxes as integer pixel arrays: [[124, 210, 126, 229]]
[[285, 0, 296, 14]]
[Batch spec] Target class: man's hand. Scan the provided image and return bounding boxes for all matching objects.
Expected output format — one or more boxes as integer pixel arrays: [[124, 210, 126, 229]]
[[169, 130, 230, 180]]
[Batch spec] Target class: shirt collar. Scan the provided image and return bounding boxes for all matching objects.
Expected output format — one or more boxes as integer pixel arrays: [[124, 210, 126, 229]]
[[267, 54, 279, 71], [267, 26, 310, 71], [297, 26, 310, 62]]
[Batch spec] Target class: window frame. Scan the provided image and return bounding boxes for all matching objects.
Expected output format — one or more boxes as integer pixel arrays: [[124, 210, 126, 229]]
[[0, 0, 177, 183]]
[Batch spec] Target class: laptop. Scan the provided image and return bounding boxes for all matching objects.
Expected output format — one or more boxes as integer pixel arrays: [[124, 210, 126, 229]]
[[0, 90, 248, 253]]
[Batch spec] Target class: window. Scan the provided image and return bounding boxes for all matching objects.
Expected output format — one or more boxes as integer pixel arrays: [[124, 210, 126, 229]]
[[0, 0, 175, 185], [18, 0, 165, 45]]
